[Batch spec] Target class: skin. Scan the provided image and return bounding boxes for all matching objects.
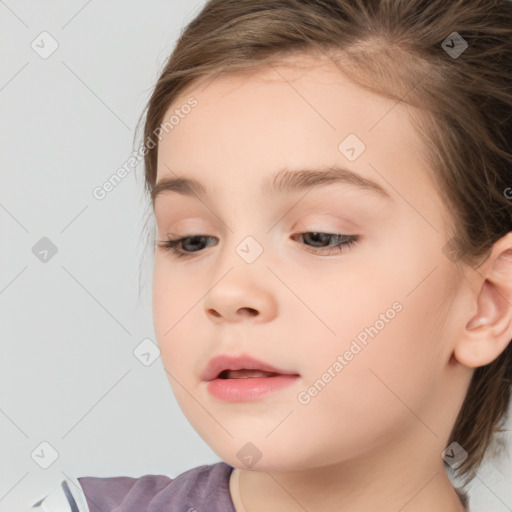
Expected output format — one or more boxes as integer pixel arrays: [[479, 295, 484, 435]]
[[151, 52, 512, 511]]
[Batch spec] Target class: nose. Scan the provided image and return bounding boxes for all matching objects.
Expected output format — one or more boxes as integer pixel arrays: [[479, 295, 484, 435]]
[[203, 268, 278, 324]]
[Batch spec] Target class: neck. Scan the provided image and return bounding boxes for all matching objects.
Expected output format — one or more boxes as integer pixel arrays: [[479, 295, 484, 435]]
[[229, 440, 466, 512]]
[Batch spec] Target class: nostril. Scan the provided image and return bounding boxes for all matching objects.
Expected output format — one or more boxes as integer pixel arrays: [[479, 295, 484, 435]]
[[239, 307, 258, 316]]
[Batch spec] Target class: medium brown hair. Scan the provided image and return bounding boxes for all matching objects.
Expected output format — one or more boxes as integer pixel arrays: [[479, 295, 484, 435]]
[[136, 0, 512, 483]]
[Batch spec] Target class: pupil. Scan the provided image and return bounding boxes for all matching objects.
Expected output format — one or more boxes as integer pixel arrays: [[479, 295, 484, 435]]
[[307, 232, 328, 247]]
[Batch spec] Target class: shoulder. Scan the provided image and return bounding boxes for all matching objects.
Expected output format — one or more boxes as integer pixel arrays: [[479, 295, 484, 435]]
[[29, 462, 235, 512]]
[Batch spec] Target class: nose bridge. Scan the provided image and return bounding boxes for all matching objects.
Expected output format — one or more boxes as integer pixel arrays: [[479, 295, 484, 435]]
[[215, 199, 271, 267], [209, 229, 267, 291], [223, 219, 271, 274], [202, 225, 277, 322]]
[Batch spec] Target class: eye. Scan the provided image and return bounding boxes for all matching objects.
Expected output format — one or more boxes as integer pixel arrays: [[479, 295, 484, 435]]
[[291, 232, 360, 256], [158, 234, 217, 259], [157, 232, 360, 259]]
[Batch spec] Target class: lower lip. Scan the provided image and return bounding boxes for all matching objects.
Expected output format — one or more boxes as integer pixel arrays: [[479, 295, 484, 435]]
[[206, 375, 300, 401]]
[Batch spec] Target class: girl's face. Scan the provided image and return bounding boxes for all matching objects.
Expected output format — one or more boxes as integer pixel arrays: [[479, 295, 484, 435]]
[[152, 54, 470, 472]]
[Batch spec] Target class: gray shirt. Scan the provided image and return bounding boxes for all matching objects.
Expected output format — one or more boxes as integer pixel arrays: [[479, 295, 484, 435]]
[[30, 461, 470, 511]]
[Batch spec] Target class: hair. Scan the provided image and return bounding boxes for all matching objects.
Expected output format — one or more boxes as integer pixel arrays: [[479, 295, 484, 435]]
[[135, 0, 512, 484]]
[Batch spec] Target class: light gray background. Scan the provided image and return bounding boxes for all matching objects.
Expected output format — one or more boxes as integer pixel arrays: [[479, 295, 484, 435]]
[[1, 1, 511, 510]]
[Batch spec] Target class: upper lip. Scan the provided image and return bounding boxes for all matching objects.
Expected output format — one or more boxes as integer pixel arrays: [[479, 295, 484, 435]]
[[201, 353, 299, 381]]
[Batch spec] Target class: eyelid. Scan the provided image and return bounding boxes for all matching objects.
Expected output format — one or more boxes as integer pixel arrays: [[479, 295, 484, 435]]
[[293, 218, 359, 234]]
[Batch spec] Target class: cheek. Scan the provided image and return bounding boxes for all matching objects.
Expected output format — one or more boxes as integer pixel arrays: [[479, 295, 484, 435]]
[[152, 257, 201, 374], [293, 245, 455, 427], [278, 293, 447, 467]]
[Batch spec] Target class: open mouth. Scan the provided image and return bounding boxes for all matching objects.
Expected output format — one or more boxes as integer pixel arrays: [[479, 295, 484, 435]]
[[202, 354, 300, 400], [217, 369, 281, 379]]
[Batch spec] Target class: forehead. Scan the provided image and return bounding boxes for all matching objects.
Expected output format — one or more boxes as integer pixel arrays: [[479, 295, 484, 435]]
[[155, 54, 431, 205]]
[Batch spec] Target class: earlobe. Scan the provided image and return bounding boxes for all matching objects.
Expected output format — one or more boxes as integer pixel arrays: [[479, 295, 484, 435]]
[[454, 233, 512, 368]]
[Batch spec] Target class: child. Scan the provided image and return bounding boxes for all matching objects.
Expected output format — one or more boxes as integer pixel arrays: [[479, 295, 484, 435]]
[[29, 0, 512, 510]]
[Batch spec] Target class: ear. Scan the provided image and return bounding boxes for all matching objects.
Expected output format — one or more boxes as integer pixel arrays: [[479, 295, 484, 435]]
[[454, 231, 512, 368]]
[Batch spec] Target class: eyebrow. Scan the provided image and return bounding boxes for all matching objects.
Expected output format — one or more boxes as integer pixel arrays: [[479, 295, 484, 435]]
[[152, 165, 391, 204]]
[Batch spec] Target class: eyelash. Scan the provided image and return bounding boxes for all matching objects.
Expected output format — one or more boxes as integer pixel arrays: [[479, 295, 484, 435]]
[[158, 232, 360, 259]]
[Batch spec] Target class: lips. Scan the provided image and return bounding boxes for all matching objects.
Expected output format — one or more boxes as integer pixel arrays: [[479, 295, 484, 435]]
[[201, 354, 299, 382]]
